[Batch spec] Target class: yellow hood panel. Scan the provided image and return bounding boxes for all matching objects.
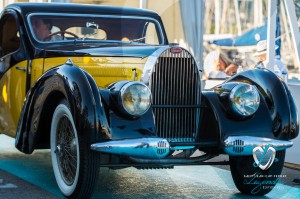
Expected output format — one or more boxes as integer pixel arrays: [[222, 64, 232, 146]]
[[43, 57, 147, 88]]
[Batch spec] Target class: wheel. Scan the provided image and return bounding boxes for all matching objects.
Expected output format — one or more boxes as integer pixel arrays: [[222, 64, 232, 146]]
[[229, 150, 285, 196], [50, 100, 99, 199]]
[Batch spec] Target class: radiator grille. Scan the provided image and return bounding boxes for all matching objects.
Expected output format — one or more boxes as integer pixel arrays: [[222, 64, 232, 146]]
[[149, 48, 201, 143]]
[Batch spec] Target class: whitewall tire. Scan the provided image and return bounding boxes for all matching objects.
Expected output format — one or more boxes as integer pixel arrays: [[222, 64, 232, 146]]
[[51, 101, 80, 196]]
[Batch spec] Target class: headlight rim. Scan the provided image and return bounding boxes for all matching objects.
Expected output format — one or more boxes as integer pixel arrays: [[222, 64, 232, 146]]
[[229, 83, 260, 117]]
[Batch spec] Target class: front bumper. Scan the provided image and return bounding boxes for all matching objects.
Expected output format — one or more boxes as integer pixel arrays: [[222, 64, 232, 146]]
[[224, 136, 293, 156], [90, 136, 293, 159]]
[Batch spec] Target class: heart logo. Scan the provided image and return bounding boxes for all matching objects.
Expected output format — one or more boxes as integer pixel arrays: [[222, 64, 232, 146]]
[[252, 145, 276, 170]]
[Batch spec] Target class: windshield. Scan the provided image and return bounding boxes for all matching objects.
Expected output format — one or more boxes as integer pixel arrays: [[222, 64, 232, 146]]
[[28, 14, 163, 45]]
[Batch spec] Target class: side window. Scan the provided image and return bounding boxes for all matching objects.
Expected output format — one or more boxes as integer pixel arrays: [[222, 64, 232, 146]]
[[145, 22, 159, 45], [0, 15, 20, 57]]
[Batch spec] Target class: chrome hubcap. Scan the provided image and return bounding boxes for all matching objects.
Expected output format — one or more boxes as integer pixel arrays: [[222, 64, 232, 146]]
[[55, 144, 63, 157]]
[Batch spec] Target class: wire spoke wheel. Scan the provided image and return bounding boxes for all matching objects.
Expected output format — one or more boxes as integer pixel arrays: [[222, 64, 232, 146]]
[[56, 116, 78, 185], [50, 100, 99, 199], [51, 100, 80, 197]]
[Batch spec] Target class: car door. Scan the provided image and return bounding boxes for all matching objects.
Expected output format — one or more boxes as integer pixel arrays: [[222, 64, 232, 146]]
[[0, 10, 28, 138]]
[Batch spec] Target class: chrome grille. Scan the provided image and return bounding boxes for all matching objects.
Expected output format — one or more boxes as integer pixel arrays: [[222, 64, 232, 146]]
[[149, 48, 201, 143]]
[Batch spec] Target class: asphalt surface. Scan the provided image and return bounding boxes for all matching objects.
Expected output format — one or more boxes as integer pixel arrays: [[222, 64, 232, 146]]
[[0, 169, 58, 199], [0, 134, 299, 199]]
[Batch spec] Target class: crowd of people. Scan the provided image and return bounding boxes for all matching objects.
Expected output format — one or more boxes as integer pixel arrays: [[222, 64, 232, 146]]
[[204, 39, 288, 81]]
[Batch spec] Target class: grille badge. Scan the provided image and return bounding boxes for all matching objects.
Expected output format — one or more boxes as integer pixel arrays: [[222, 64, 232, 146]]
[[170, 47, 182, 54]]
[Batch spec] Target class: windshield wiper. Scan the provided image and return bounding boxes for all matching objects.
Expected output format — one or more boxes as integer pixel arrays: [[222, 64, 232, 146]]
[[130, 36, 146, 43]]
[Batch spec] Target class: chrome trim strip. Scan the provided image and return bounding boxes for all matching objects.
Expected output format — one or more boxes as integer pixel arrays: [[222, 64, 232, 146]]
[[141, 46, 169, 85], [170, 146, 195, 150], [224, 136, 293, 156], [91, 138, 170, 159]]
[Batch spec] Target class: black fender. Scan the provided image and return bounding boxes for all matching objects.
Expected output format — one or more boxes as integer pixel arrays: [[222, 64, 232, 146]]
[[15, 63, 110, 154], [100, 81, 156, 140], [200, 68, 298, 145]]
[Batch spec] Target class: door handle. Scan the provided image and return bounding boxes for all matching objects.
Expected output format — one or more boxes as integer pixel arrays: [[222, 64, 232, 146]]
[[16, 66, 26, 72]]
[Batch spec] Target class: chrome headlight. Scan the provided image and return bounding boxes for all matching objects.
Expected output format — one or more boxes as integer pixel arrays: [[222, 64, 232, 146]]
[[120, 82, 151, 117], [229, 83, 260, 116]]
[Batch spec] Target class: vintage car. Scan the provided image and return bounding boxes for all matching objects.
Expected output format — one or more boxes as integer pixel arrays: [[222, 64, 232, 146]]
[[0, 3, 298, 198]]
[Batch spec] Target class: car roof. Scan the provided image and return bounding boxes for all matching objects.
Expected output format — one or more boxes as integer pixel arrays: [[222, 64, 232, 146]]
[[6, 3, 160, 18]]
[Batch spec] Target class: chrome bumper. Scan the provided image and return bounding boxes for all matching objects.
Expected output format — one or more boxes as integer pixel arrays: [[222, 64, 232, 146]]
[[224, 136, 293, 156], [91, 138, 170, 159]]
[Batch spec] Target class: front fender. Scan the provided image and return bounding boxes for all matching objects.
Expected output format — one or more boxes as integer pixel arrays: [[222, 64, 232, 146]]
[[15, 63, 110, 154], [202, 68, 298, 146], [228, 68, 298, 140]]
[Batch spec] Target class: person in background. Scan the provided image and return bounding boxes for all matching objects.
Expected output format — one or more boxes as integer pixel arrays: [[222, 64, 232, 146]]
[[254, 40, 287, 73], [204, 50, 237, 79], [31, 17, 62, 41]]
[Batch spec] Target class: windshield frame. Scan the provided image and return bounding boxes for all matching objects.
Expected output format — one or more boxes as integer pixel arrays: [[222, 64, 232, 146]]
[[27, 13, 165, 45]]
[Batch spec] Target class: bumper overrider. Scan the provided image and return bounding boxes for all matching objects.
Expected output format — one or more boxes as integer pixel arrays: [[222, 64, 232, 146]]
[[90, 136, 293, 159], [91, 138, 170, 159], [224, 136, 293, 156]]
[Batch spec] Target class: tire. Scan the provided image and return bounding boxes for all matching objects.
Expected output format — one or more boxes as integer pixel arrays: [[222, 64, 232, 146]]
[[229, 149, 285, 196], [50, 100, 99, 199]]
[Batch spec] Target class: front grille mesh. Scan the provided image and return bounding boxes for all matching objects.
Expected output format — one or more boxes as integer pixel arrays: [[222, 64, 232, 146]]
[[149, 48, 201, 143]]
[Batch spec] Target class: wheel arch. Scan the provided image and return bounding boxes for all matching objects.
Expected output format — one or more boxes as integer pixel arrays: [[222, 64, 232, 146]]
[[15, 63, 110, 154], [33, 90, 65, 150]]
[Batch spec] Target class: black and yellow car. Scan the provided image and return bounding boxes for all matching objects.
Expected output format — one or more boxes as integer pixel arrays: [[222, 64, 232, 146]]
[[0, 3, 298, 198]]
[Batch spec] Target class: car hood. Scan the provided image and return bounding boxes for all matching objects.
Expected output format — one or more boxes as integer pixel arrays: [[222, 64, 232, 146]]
[[44, 44, 163, 59]]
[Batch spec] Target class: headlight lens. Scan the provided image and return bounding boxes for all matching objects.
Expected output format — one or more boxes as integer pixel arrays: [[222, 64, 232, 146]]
[[229, 83, 260, 116], [120, 82, 151, 116]]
